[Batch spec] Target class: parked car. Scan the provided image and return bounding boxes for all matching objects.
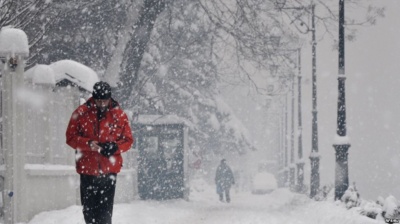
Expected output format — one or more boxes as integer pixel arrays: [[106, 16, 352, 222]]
[[251, 172, 278, 194]]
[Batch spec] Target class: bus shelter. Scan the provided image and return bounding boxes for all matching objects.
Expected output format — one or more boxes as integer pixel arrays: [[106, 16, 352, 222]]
[[132, 115, 189, 200]]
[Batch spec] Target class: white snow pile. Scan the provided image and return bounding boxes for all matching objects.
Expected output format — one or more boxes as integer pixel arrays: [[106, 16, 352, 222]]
[[0, 27, 29, 57]]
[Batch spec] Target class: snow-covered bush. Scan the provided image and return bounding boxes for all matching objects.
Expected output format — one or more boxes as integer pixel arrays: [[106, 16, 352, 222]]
[[356, 195, 400, 221], [341, 185, 361, 209], [382, 195, 400, 220], [376, 196, 385, 207], [358, 200, 383, 219], [312, 184, 400, 221], [314, 184, 333, 201]]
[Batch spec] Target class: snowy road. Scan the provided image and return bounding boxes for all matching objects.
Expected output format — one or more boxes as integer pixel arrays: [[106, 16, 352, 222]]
[[27, 187, 384, 224]]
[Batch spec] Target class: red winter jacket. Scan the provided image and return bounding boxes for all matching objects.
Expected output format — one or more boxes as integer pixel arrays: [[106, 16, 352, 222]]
[[66, 97, 134, 176]]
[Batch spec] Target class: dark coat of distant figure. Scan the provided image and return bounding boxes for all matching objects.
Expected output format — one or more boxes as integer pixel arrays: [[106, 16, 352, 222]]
[[215, 159, 235, 202]]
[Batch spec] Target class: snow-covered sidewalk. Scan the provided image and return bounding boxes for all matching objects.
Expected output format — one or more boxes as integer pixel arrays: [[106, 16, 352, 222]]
[[26, 182, 384, 224]]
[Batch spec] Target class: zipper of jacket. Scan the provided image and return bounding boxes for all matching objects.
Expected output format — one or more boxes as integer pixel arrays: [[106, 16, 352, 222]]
[[95, 113, 102, 174]]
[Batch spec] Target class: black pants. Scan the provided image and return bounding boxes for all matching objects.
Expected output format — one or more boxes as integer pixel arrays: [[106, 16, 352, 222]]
[[218, 186, 231, 203], [80, 174, 117, 224]]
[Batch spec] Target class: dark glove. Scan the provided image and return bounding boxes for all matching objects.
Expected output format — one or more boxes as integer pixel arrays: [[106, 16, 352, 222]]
[[99, 142, 118, 158]]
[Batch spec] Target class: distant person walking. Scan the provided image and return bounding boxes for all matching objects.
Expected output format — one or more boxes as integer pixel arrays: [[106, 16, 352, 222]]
[[215, 159, 235, 203], [66, 81, 134, 224]]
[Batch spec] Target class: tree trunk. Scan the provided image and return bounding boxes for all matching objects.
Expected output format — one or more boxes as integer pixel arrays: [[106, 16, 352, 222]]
[[118, 0, 168, 108]]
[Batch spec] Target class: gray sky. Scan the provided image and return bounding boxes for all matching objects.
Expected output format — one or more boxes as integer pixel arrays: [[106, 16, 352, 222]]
[[222, 0, 400, 200]]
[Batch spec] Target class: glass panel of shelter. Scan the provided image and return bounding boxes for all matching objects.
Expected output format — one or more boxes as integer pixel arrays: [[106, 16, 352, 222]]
[[137, 125, 184, 200]]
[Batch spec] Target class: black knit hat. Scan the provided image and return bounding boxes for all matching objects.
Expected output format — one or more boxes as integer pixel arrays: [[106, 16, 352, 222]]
[[92, 81, 111, 99]]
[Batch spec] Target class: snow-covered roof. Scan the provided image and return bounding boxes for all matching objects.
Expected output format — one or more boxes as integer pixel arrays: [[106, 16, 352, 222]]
[[25, 64, 56, 85], [49, 60, 99, 92], [0, 27, 29, 57]]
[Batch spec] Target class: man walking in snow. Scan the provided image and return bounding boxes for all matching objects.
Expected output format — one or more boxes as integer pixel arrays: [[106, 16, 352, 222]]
[[66, 81, 133, 224], [215, 159, 235, 203]]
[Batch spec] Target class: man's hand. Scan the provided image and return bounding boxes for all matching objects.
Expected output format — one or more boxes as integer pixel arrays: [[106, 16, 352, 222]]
[[89, 140, 102, 152]]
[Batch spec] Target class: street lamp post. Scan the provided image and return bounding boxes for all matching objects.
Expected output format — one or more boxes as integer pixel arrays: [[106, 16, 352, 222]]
[[275, 0, 319, 198], [308, 4, 320, 199], [269, 94, 289, 188], [275, 97, 287, 188], [283, 93, 289, 187], [276, 48, 303, 192], [289, 72, 295, 190], [296, 48, 305, 192], [334, 0, 350, 201], [266, 69, 291, 188], [275, 99, 285, 187]]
